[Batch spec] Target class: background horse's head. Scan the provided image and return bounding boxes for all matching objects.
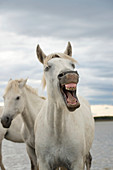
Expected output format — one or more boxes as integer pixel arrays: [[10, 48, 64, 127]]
[[36, 42, 80, 111], [1, 79, 27, 128]]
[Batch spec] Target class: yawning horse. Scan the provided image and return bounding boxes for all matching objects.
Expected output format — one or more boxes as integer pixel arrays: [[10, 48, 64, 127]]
[[35, 42, 94, 170]]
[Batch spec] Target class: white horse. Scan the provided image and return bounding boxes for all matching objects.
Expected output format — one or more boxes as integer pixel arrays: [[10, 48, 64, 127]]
[[35, 42, 95, 170], [0, 106, 23, 170], [1, 79, 46, 170]]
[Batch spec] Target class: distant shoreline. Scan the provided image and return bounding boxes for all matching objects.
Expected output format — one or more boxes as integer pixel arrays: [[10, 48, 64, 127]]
[[1, 103, 113, 121], [94, 116, 113, 121]]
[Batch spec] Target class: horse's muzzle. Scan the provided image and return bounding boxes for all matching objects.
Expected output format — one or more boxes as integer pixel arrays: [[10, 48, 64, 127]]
[[58, 70, 79, 84], [1, 115, 12, 128]]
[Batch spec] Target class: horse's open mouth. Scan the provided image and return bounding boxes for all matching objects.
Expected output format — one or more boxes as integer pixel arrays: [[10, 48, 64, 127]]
[[58, 71, 80, 111], [60, 83, 80, 111]]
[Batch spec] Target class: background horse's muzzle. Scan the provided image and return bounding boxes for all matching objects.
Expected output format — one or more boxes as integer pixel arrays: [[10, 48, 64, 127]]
[[58, 71, 79, 85], [1, 115, 12, 128]]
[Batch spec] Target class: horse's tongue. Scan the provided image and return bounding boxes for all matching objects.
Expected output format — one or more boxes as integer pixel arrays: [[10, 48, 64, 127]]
[[67, 92, 76, 104]]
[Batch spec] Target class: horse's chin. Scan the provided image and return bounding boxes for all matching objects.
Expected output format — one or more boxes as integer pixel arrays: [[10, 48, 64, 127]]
[[60, 83, 80, 112], [67, 102, 80, 112]]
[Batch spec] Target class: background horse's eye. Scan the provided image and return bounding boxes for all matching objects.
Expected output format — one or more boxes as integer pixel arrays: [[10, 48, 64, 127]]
[[44, 65, 51, 72], [71, 63, 75, 69], [16, 96, 20, 100]]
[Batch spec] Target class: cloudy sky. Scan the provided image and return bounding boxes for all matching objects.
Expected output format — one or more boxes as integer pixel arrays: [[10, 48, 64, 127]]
[[0, 0, 113, 105]]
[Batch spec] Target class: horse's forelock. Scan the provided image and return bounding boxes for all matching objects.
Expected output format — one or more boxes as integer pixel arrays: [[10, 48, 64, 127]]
[[44, 53, 77, 65], [42, 73, 46, 89], [4, 79, 21, 95]]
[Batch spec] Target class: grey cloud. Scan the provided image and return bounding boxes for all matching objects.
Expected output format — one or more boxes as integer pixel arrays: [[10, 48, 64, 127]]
[[0, 61, 43, 81], [89, 96, 113, 105], [0, 0, 113, 105], [79, 62, 113, 78], [0, 0, 113, 40]]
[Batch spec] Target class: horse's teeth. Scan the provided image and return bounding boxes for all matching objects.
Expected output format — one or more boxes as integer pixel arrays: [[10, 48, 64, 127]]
[[65, 87, 76, 91]]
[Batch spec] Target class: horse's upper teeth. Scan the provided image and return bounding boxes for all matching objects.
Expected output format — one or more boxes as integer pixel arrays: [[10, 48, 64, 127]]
[[65, 87, 76, 91]]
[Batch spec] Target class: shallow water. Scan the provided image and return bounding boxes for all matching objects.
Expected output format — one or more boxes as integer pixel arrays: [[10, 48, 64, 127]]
[[91, 121, 113, 170], [2, 121, 113, 170]]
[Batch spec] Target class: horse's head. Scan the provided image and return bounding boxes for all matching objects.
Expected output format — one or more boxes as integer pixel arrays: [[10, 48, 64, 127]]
[[36, 42, 80, 112], [1, 79, 27, 128]]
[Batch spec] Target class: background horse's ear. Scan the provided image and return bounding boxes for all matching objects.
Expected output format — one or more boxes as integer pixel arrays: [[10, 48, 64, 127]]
[[9, 78, 12, 82], [19, 79, 27, 89], [36, 44, 47, 64], [64, 41, 72, 57]]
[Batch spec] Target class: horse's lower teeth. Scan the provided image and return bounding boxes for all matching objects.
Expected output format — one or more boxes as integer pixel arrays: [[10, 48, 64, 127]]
[[65, 87, 76, 91]]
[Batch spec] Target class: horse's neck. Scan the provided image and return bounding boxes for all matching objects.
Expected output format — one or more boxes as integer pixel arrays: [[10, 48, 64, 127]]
[[22, 88, 43, 133], [47, 99, 67, 139]]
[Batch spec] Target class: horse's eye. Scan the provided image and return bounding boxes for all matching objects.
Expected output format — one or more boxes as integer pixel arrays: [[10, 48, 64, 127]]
[[44, 65, 51, 72], [16, 96, 20, 100], [71, 63, 75, 69]]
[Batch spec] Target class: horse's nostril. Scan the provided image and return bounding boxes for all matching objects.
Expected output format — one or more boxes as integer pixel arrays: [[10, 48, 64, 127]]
[[1, 115, 12, 128], [58, 73, 64, 79], [6, 116, 10, 123]]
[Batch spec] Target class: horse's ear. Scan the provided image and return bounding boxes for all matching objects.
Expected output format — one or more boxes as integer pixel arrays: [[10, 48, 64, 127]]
[[19, 79, 28, 89], [9, 78, 12, 82], [36, 44, 47, 64], [64, 42, 72, 57]]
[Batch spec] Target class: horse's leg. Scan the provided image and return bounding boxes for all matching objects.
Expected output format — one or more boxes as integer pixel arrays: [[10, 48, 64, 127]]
[[38, 160, 49, 170], [85, 152, 92, 170], [71, 158, 84, 170], [26, 145, 38, 170], [0, 141, 5, 170]]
